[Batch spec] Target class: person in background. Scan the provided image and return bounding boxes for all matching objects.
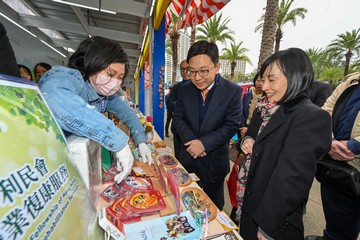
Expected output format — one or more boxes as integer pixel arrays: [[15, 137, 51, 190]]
[[38, 36, 153, 183], [34, 62, 51, 81], [164, 86, 173, 138], [167, 59, 190, 159], [0, 23, 20, 78], [230, 72, 263, 225], [173, 40, 242, 210], [240, 73, 263, 138], [238, 48, 332, 239], [305, 72, 360, 240], [18, 64, 33, 81], [308, 80, 332, 107]]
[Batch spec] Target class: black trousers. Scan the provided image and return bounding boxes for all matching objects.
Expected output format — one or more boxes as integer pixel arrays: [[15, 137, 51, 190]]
[[165, 110, 173, 135], [321, 184, 360, 240]]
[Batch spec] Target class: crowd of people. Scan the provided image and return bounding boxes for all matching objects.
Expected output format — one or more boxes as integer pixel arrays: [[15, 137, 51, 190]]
[[16, 62, 52, 82], [1, 20, 359, 240], [166, 44, 359, 239]]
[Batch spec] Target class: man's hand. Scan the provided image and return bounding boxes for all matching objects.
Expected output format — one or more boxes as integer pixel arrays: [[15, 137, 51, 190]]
[[329, 140, 355, 161], [184, 139, 206, 159]]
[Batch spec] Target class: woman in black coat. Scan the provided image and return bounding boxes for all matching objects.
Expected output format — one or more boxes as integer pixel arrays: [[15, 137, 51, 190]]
[[237, 48, 332, 240]]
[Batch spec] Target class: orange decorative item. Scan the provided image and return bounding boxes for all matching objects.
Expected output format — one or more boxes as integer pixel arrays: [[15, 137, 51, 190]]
[[126, 190, 166, 214]]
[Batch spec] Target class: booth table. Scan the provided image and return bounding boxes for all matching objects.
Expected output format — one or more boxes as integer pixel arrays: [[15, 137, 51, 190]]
[[67, 130, 242, 240]]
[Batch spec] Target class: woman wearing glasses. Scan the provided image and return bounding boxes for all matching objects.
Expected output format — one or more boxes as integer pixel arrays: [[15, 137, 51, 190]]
[[38, 36, 153, 184], [173, 40, 242, 210]]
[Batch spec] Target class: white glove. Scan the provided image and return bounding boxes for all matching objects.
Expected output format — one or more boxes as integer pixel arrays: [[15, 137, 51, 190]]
[[138, 143, 153, 165], [113, 144, 134, 183]]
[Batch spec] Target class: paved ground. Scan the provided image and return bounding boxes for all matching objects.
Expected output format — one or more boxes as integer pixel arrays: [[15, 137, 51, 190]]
[[162, 132, 326, 237]]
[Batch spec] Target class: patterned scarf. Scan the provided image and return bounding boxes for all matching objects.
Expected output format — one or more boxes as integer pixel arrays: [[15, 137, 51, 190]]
[[235, 96, 280, 221]]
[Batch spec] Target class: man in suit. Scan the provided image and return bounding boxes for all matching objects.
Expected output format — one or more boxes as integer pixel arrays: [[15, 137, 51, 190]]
[[167, 60, 190, 159], [173, 40, 242, 210], [308, 80, 332, 107]]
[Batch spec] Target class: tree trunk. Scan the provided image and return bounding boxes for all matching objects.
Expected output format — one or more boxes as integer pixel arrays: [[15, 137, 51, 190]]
[[274, 27, 282, 52], [171, 33, 179, 86], [343, 50, 352, 77], [190, 27, 196, 46], [257, 0, 279, 71], [230, 61, 236, 81]]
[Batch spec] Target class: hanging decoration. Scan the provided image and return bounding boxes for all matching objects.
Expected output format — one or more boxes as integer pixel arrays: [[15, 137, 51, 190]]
[[144, 58, 150, 89], [158, 66, 165, 109], [166, 0, 231, 29]]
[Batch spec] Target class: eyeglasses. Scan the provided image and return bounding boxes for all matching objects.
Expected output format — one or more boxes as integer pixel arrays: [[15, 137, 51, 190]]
[[186, 66, 216, 77], [179, 67, 188, 72]]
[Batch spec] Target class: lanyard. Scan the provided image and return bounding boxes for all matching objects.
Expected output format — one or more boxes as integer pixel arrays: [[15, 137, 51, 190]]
[[100, 99, 106, 112]]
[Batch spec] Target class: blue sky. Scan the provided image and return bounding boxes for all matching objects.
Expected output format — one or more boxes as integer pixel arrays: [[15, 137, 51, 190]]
[[218, 0, 360, 73]]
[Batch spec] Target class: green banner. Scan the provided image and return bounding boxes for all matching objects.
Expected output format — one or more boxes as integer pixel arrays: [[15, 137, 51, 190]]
[[0, 76, 102, 240]]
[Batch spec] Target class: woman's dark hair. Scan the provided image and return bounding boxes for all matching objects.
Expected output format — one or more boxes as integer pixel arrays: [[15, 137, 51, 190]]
[[187, 40, 219, 64], [252, 72, 260, 84], [34, 62, 52, 72], [259, 48, 314, 103], [68, 36, 129, 80], [18, 64, 33, 80]]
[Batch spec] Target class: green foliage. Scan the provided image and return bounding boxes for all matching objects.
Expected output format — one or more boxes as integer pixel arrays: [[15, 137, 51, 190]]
[[196, 13, 235, 44], [326, 28, 360, 76], [0, 86, 65, 142], [255, 0, 307, 52], [221, 41, 252, 65], [255, 0, 307, 34], [318, 66, 343, 89]]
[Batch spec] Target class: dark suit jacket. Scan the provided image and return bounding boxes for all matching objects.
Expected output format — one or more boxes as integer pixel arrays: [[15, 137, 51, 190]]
[[173, 75, 242, 183], [240, 96, 332, 240], [308, 80, 332, 107]]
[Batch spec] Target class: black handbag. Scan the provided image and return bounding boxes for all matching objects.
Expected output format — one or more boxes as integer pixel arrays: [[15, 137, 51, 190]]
[[316, 155, 360, 197]]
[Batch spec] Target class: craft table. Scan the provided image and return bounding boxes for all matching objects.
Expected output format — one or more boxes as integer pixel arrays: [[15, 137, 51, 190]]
[[67, 129, 242, 240]]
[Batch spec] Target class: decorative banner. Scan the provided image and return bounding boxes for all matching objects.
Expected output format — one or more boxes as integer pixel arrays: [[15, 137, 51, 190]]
[[144, 59, 150, 89], [0, 75, 102, 239], [166, 0, 231, 29]]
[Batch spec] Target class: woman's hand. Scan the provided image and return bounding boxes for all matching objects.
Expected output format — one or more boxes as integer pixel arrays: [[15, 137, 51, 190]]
[[241, 137, 255, 155], [257, 231, 268, 240], [113, 144, 134, 183], [138, 143, 153, 165]]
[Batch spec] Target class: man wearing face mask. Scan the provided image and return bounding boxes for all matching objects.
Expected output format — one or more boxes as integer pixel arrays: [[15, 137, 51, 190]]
[[38, 37, 153, 183]]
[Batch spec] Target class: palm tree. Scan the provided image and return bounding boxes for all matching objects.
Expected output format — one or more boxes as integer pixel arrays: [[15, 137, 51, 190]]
[[327, 28, 360, 77], [220, 41, 252, 81], [257, 0, 279, 70], [196, 13, 235, 44], [319, 66, 343, 88], [167, 11, 181, 85], [306, 47, 329, 79], [255, 0, 307, 52], [190, 26, 196, 46]]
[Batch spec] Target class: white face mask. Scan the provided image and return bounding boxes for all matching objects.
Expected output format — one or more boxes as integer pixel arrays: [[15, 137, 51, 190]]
[[90, 73, 122, 96]]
